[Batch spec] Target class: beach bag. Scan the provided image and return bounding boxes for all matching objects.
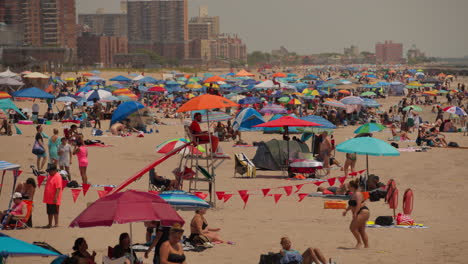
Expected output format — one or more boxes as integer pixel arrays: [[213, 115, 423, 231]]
[[259, 252, 282, 264], [396, 213, 414, 225], [375, 216, 393, 226], [369, 190, 381, 202], [448, 142, 459, 147], [32, 141, 45, 155], [391, 142, 399, 148], [67, 180, 79, 188], [190, 234, 210, 246]]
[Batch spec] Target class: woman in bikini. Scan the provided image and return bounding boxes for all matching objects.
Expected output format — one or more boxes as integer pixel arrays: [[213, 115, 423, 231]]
[[189, 209, 223, 244], [159, 224, 187, 264], [343, 179, 370, 249], [342, 152, 357, 177]]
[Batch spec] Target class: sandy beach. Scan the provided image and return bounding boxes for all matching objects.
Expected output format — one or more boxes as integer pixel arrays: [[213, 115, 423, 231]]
[[1, 72, 468, 264]]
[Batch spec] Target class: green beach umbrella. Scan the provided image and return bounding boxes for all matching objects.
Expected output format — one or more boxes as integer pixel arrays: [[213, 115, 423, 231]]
[[360, 91, 376, 97], [278, 97, 290, 103], [403, 105, 422, 112], [354, 122, 386, 134]]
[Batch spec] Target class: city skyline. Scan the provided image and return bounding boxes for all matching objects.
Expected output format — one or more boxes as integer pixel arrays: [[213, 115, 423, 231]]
[[76, 0, 468, 58]]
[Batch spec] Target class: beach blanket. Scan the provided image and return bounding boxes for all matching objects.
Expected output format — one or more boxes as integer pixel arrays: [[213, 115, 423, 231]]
[[308, 192, 351, 200], [233, 144, 255, 147], [398, 148, 423, 152], [86, 143, 114, 147], [366, 221, 428, 229]]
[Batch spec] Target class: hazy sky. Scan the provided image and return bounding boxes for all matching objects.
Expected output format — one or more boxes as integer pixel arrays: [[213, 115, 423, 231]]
[[77, 0, 468, 57]]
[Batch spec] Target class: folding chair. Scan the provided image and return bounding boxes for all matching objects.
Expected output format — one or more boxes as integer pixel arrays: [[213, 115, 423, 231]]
[[9, 200, 33, 229], [148, 168, 166, 192], [234, 153, 256, 178]]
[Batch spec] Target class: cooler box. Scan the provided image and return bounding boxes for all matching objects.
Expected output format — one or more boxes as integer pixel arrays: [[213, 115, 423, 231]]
[[324, 200, 347, 209]]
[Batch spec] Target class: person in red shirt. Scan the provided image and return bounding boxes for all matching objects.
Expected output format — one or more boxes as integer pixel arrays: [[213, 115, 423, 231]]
[[190, 113, 219, 155], [43, 164, 63, 228]]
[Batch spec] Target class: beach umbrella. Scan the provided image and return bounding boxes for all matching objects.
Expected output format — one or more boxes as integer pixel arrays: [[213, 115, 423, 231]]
[[239, 97, 261, 105], [299, 115, 337, 133], [23, 72, 49, 79], [111, 101, 145, 125], [338, 90, 351, 95], [116, 95, 135, 102], [148, 86, 166, 92], [200, 111, 232, 122], [113, 88, 132, 95], [176, 94, 237, 113], [360, 91, 376, 97], [402, 105, 422, 112], [156, 138, 205, 155], [259, 104, 287, 114], [55, 96, 77, 103], [362, 98, 380, 108], [438, 90, 449, 94], [443, 106, 467, 116], [69, 190, 184, 228], [64, 77, 75, 81], [336, 137, 399, 183], [278, 97, 290, 104], [12, 87, 55, 99], [272, 72, 287, 78], [204, 76, 226, 83], [0, 233, 61, 259], [340, 96, 364, 105], [354, 122, 386, 134], [422, 91, 438, 96], [84, 89, 112, 101], [158, 190, 210, 211], [323, 99, 346, 108], [81, 72, 94, 77], [110, 75, 131, 82], [186, 83, 202, 89], [0, 92, 11, 99], [288, 98, 302, 105]]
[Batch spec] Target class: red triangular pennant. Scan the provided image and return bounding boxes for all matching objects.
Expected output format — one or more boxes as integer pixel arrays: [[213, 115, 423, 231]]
[[327, 178, 336, 186], [313, 181, 325, 186], [62, 180, 69, 189], [195, 192, 208, 200], [358, 169, 366, 174], [261, 188, 271, 197], [104, 186, 114, 192], [216, 191, 225, 200], [338, 176, 347, 185], [13, 170, 23, 178], [283, 186, 293, 196], [97, 190, 108, 198], [71, 189, 81, 203], [298, 193, 308, 202], [274, 194, 282, 204], [240, 194, 250, 209], [223, 194, 233, 203], [238, 190, 248, 196], [82, 184, 91, 196], [37, 175, 46, 187], [349, 172, 358, 177], [295, 184, 304, 193]]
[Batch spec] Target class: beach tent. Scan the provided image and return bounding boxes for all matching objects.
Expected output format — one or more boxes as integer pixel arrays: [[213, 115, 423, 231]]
[[0, 161, 21, 225], [0, 69, 18, 78], [0, 99, 26, 119], [254, 80, 279, 89], [235, 69, 255, 77], [252, 139, 309, 171], [110, 101, 145, 125], [110, 75, 132, 82], [389, 82, 405, 96], [12, 87, 54, 99], [232, 107, 265, 132]]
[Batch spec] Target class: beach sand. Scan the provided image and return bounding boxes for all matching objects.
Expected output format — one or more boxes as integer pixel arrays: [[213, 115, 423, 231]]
[[1, 73, 468, 264]]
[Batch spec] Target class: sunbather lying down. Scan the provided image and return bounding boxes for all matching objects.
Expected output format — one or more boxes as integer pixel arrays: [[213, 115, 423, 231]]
[[317, 184, 349, 195]]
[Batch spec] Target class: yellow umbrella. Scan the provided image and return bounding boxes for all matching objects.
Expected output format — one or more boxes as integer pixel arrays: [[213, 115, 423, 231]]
[[65, 78, 75, 81], [186, 83, 202, 89], [203, 83, 219, 88], [310, 90, 320, 96], [187, 93, 195, 99], [302, 88, 312, 94], [407, 81, 421, 86], [288, 98, 302, 105]]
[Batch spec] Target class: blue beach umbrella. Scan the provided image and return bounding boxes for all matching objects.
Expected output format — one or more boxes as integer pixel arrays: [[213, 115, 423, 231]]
[[110, 101, 145, 125], [158, 191, 210, 211], [336, 137, 399, 180], [354, 122, 386, 134], [0, 233, 61, 259], [110, 75, 132, 82], [12, 87, 54, 99]]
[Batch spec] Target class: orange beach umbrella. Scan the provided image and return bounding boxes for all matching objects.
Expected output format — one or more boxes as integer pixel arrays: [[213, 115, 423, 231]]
[[176, 94, 238, 113]]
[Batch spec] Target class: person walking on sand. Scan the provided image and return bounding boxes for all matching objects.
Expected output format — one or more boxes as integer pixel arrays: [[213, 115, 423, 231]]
[[34, 125, 48, 173], [43, 164, 62, 228], [48, 129, 61, 165], [319, 131, 332, 176], [343, 180, 370, 249], [58, 137, 72, 180], [73, 139, 89, 184]]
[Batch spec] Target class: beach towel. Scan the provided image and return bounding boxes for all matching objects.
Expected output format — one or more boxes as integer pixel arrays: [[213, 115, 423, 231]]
[[86, 143, 114, 147], [233, 144, 255, 147], [366, 221, 428, 229]]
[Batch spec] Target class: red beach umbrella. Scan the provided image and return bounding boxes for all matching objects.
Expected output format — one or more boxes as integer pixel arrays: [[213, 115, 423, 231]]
[[69, 190, 184, 228], [253, 116, 322, 128]]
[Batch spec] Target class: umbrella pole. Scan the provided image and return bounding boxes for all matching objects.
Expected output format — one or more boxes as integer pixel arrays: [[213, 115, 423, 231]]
[[130, 222, 135, 263], [206, 112, 215, 207], [365, 154, 369, 191]]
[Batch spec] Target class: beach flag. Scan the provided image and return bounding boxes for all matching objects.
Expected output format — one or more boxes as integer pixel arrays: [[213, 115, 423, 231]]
[[262, 188, 271, 197], [82, 184, 91, 196], [283, 186, 293, 196], [14, 124, 22, 135], [194, 192, 208, 200], [238, 190, 248, 196], [327, 178, 336, 186], [313, 181, 325, 186], [223, 194, 233, 203], [349, 172, 358, 177], [338, 176, 347, 185], [71, 189, 81, 202], [295, 184, 304, 193], [274, 194, 282, 204], [37, 175, 46, 187], [104, 186, 114, 193], [298, 193, 308, 202], [240, 194, 250, 209], [13, 170, 22, 178], [216, 191, 225, 200], [97, 190, 108, 198], [62, 180, 69, 189]]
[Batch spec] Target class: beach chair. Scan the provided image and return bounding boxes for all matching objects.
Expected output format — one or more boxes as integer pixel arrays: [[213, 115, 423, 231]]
[[102, 256, 128, 264], [9, 200, 33, 229], [148, 168, 166, 192], [234, 153, 256, 178]]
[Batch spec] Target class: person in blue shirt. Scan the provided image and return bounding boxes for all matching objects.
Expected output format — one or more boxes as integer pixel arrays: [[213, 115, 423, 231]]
[[280, 237, 328, 264]]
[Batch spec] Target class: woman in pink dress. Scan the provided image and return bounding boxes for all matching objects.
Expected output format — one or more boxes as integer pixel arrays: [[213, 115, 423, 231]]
[[73, 139, 89, 184]]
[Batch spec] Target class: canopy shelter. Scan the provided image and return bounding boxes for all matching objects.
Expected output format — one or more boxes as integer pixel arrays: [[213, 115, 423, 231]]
[[0, 69, 18, 78], [0, 161, 21, 230], [23, 72, 49, 79], [0, 233, 61, 261], [0, 78, 24, 92], [235, 69, 255, 77], [0, 99, 27, 119], [12, 87, 54, 99]]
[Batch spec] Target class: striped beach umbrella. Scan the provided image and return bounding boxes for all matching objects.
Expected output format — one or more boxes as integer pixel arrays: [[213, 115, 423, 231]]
[[0, 92, 12, 99], [323, 99, 346, 108], [340, 96, 364, 105], [156, 138, 205, 155], [259, 104, 287, 114], [443, 106, 467, 116], [354, 122, 386, 134], [158, 191, 210, 211]]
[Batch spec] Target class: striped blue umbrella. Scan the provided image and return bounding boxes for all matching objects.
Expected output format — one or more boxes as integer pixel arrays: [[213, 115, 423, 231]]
[[158, 191, 210, 211], [340, 96, 364, 105]]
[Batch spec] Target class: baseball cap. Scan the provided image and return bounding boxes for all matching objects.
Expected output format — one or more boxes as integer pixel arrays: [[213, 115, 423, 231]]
[[46, 163, 58, 172], [12, 192, 22, 199]]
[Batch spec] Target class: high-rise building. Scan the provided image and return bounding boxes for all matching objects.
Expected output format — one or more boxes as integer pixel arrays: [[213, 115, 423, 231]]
[[189, 6, 219, 38], [127, 0, 188, 60], [79, 11, 127, 37], [1, 0, 76, 49], [188, 23, 211, 40], [375, 41, 403, 64], [77, 33, 128, 66]]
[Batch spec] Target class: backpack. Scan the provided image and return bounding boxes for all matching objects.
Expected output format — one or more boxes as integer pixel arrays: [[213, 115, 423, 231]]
[[369, 190, 381, 202], [375, 216, 394, 226], [391, 142, 399, 148], [448, 142, 459, 147], [259, 252, 282, 264]]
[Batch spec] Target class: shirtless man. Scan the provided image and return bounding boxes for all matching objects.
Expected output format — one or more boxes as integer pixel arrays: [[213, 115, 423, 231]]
[[319, 131, 332, 176]]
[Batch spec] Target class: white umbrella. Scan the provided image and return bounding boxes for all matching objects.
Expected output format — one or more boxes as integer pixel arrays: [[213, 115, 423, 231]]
[[56, 96, 78, 103], [0, 69, 18, 78], [84, 89, 112, 101], [24, 72, 49, 79]]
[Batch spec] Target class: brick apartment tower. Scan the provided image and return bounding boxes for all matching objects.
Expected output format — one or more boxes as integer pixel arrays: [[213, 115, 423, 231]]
[[1, 0, 76, 49], [375, 40, 403, 64], [127, 0, 188, 60]]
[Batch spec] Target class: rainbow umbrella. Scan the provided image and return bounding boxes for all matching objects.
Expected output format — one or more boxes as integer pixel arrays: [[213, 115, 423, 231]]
[[443, 106, 467, 116], [0, 92, 11, 99], [158, 190, 210, 211], [156, 138, 205, 155]]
